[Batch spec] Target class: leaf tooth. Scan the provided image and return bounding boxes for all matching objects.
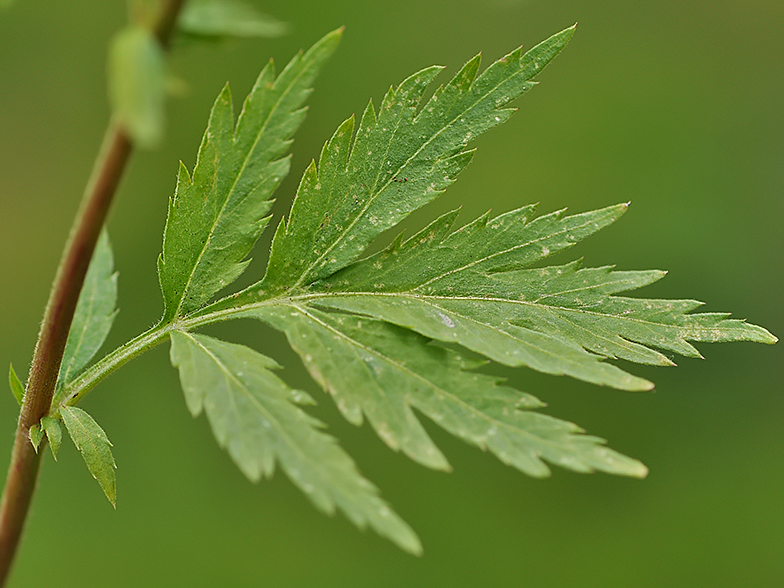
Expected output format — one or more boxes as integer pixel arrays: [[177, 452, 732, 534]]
[[485, 203, 538, 232], [317, 114, 355, 185], [419, 84, 446, 116], [389, 231, 406, 252], [431, 53, 482, 115], [205, 82, 235, 142], [235, 59, 276, 136], [740, 323, 778, 344], [450, 209, 491, 239], [348, 99, 377, 165], [285, 159, 319, 225], [273, 27, 343, 95], [467, 45, 526, 100], [379, 85, 397, 113], [501, 45, 525, 66], [395, 64, 444, 105], [396, 209, 461, 252], [174, 161, 192, 194], [428, 148, 476, 187], [518, 24, 577, 77], [490, 107, 516, 128]]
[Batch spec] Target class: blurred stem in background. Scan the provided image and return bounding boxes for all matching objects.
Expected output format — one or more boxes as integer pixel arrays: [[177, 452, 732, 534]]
[[0, 0, 186, 583]]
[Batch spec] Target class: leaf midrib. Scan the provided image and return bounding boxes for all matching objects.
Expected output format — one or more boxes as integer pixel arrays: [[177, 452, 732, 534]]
[[298, 291, 709, 335]]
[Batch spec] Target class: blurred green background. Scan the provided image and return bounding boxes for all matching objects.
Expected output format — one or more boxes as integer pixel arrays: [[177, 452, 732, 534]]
[[1, 1, 782, 586]]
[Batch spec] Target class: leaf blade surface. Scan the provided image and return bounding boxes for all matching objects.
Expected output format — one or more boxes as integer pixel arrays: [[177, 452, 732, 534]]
[[256, 26, 576, 295], [54, 230, 117, 405], [41, 416, 62, 460], [300, 204, 775, 388], [61, 406, 117, 506], [255, 306, 648, 478], [158, 29, 342, 321], [169, 330, 421, 553], [8, 363, 24, 406]]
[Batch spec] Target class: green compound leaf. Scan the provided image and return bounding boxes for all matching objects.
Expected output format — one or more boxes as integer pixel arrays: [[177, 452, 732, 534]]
[[256, 306, 649, 478], [151, 27, 775, 553], [108, 26, 166, 148], [41, 416, 63, 460], [256, 26, 576, 296], [157, 29, 341, 323], [53, 230, 117, 407], [61, 407, 117, 507], [179, 0, 289, 39], [8, 363, 24, 406], [169, 331, 421, 554]]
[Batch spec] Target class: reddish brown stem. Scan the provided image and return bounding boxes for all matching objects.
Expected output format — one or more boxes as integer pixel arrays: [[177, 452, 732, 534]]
[[0, 120, 133, 587], [0, 1, 187, 583]]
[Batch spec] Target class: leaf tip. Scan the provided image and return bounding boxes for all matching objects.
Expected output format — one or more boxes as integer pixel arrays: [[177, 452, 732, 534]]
[[558, 23, 578, 43], [406, 537, 424, 557], [218, 81, 233, 102], [626, 376, 656, 391], [631, 461, 649, 479], [314, 26, 345, 56]]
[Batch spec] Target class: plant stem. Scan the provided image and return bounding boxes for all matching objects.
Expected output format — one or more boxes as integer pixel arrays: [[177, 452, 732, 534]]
[[0, 120, 132, 587], [0, 1, 187, 584]]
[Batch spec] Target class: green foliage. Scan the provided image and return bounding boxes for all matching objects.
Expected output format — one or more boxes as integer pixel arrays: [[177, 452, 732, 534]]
[[179, 0, 289, 39], [61, 407, 117, 507], [259, 307, 648, 477], [41, 416, 62, 460], [306, 204, 774, 386], [8, 363, 24, 406], [259, 27, 576, 294], [108, 26, 166, 148], [28, 424, 43, 452], [51, 26, 776, 552], [170, 331, 421, 553], [53, 230, 117, 408], [157, 28, 342, 322], [28, 417, 62, 459]]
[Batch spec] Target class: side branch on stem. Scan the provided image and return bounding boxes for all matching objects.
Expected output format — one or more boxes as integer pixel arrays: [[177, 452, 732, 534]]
[[0, 1, 187, 583]]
